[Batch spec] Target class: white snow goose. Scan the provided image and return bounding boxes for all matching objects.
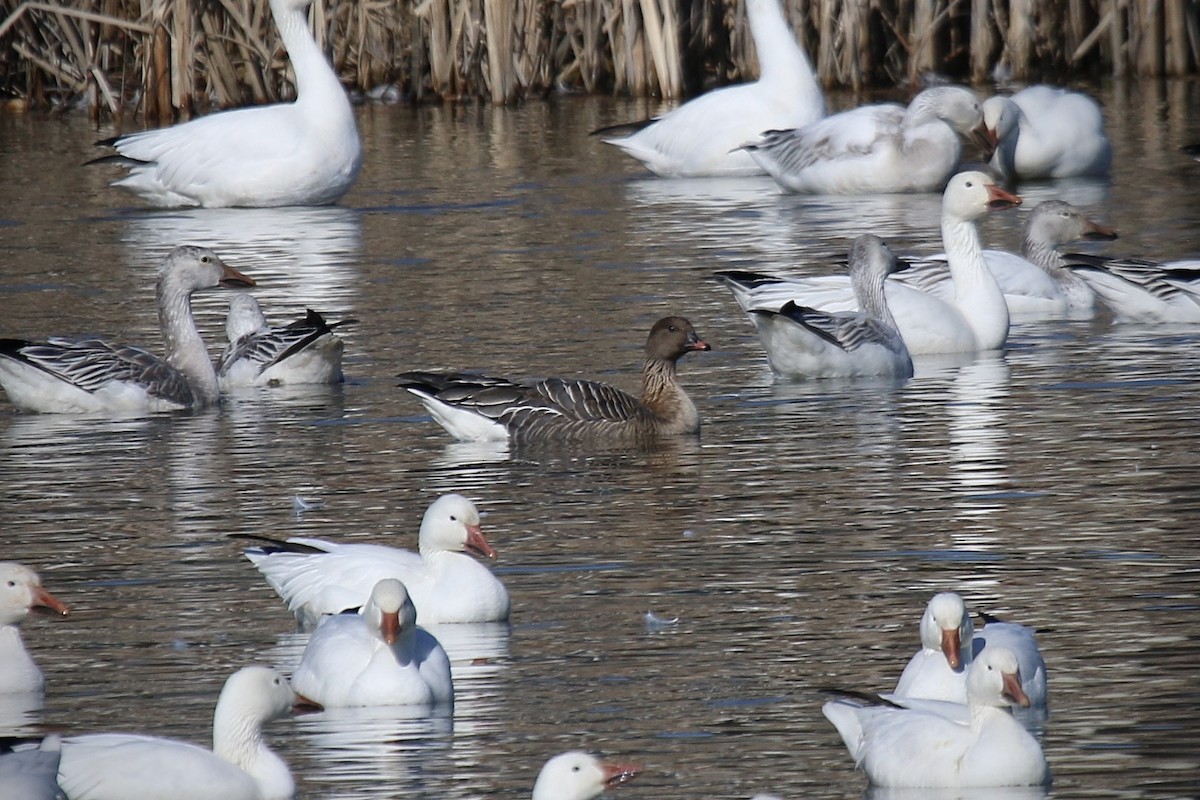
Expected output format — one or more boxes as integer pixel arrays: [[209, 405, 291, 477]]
[[1060, 254, 1200, 323], [720, 234, 913, 379], [396, 316, 711, 443], [0, 563, 69, 697], [0, 246, 255, 414], [597, 0, 824, 177], [89, 0, 361, 208], [236, 493, 509, 627], [824, 646, 1050, 788], [57, 666, 316, 800], [984, 85, 1112, 180], [893, 592, 1048, 712], [893, 199, 1118, 319], [290, 578, 453, 708], [532, 751, 641, 800], [741, 86, 985, 195], [0, 735, 64, 800], [217, 295, 356, 389], [717, 171, 1020, 355]]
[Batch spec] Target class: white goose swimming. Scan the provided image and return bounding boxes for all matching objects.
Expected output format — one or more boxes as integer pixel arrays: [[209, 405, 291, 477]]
[[57, 666, 311, 800], [0, 563, 69, 696], [984, 85, 1112, 180], [291, 579, 453, 708], [91, 0, 361, 208], [717, 171, 1021, 355], [742, 86, 984, 194], [0, 246, 255, 414], [722, 235, 913, 379], [824, 646, 1050, 788], [238, 493, 509, 627], [893, 199, 1118, 319], [893, 592, 1047, 711], [532, 751, 642, 800], [217, 295, 356, 389], [600, 0, 824, 177]]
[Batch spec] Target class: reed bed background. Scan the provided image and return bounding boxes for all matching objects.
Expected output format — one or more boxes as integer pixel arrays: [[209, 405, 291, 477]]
[[1, 0, 1197, 122]]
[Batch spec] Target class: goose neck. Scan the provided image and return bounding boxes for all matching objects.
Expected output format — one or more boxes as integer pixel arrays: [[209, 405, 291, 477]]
[[1022, 232, 1064, 276], [748, 0, 819, 101], [270, 0, 346, 106], [156, 274, 219, 407]]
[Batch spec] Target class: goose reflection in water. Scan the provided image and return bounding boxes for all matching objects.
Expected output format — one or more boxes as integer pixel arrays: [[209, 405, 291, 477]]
[[117, 205, 363, 331]]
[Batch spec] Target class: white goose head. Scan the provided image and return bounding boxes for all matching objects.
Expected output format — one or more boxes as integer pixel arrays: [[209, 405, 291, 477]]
[[1024, 200, 1118, 249], [918, 592, 973, 670], [531, 751, 642, 800], [911, 86, 985, 137], [225, 294, 269, 343], [0, 562, 68, 627], [942, 171, 1022, 223], [417, 494, 496, 559], [966, 645, 1031, 710], [363, 579, 418, 645]]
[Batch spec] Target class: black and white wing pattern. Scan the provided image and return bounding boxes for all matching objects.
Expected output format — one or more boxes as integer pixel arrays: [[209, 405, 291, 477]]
[[217, 309, 355, 377], [0, 337, 193, 406]]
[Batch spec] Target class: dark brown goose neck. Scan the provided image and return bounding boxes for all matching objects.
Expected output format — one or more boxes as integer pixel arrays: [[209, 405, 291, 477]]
[[640, 355, 699, 434]]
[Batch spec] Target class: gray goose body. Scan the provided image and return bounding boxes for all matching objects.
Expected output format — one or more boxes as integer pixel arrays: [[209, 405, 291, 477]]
[[0, 246, 255, 414], [397, 317, 711, 443]]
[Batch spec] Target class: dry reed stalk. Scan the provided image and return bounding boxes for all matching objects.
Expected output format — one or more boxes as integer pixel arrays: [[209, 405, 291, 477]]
[[483, 0, 515, 102], [969, 0, 994, 81]]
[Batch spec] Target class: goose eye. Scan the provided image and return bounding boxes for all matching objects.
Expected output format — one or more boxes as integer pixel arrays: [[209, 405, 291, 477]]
[[572, 765, 581, 773], [450, 515, 458, 521], [6, 580, 14, 588]]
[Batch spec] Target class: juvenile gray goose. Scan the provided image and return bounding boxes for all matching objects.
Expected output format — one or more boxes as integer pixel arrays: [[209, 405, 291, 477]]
[[724, 234, 913, 380], [217, 295, 356, 389], [397, 317, 711, 443], [0, 246, 254, 414]]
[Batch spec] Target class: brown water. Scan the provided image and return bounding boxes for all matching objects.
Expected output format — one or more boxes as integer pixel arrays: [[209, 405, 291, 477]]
[[2, 80, 1200, 799]]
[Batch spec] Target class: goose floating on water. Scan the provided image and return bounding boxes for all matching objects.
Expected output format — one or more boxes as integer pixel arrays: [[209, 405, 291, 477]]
[[721, 234, 913, 380], [90, 0, 361, 208], [290, 579, 454, 708], [742, 86, 985, 195], [57, 666, 312, 800], [532, 751, 641, 800], [824, 646, 1050, 788], [984, 85, 1112, 180], [217, 295, 356, 389], [0, 246, 255, 414], [599, 0, 824, 177], [717, 172, 1020, 355], [0, 563, 69, 697], [397, 317, 711, 443], [894, 199, 1118, 319], [237, 493, 509, 627], [1061, 253, 1200, 323], [893, 592, 1047, 712]]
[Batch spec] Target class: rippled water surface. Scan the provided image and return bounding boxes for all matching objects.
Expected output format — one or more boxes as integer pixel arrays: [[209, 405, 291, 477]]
[[2, 80, 1200, 799]]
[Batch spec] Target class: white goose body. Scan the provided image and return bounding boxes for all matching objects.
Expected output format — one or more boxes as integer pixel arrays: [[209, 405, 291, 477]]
[[718, 172, 1019, 355], [985, 85, 1111, 180], [0, 563, 69, 697], [57, 667, 302, 800], [291, 579, 453, 708], [895, 199, 1118, 319], [727, 235, 913, 379], [893, 592, 1048, 710], [825, 647, 1050, 788], [0, 247, 255, 414], [240, 494, 509, 627], [94, 0, 361, 208], [532, 751, 642, 800], [602, 0, 823, 177], [217, 295, 354, 388], [743, 86, 983, 194]]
